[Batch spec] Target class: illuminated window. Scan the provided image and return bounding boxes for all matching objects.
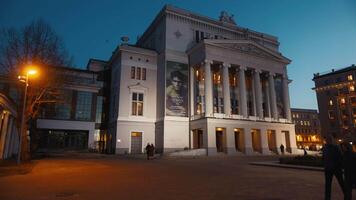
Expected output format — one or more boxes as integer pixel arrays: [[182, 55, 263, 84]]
[[136, 67, 141, 80], [350, 85, 355, 92], [340, 98, 346, 104], [142, 68, 146, 80], [132, 92, 144, 116], [348, 75, 353, 81], [131, 67, 135, 79], [329, 100, 333, 106]]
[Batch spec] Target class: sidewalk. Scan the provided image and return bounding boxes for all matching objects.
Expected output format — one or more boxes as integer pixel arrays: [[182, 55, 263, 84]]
[[249, 161, 323, 171]]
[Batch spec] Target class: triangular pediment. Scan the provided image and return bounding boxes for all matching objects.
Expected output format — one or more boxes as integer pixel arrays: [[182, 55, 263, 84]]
[[204, 39, 291, 63]]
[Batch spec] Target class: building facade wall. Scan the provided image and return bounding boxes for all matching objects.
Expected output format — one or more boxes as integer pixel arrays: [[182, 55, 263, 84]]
[[314, 65, 356, 145], [111, 5, 297, 155]]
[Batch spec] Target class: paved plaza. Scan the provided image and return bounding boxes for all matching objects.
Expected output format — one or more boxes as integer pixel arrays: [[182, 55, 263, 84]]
[[0, 154, 352, 200]]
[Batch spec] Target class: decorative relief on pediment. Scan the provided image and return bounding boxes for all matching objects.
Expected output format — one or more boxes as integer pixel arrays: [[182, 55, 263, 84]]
[[219, 43, 280, 60]]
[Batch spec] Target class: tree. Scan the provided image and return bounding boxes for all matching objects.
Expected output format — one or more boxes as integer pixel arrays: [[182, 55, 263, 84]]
[[0, 19, 73, 162]]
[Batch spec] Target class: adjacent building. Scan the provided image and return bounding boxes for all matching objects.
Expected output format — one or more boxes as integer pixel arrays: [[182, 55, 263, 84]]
[[313, 64, 356, 146], [108, 5, 297, 155], [291, 108, 322, 150], [0, 92, 19, 159]]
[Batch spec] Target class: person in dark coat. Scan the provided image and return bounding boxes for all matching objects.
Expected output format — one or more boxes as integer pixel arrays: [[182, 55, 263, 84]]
[[145, 143, 151, 160], [322, 136, 345, 200], [340, 141, 356, 200], [280, 144, 285, 155], [149, 143, 155, 158]]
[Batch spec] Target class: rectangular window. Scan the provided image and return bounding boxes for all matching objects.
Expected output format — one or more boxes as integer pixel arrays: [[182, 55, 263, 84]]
[[142, 68, 146, 80], [195, 30, 199, 43], [328, 110, 335, 120], [132, 92, 144, 116], [136, 67, 141, 80], [348, 75, 353, 81], [96, 96, 103, 123], [75, 91, 93, 121], [200, 31, 204, 40], [131, 67, 135, 79]]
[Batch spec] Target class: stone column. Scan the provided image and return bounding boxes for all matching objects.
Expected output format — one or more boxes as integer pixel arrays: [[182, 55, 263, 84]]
[[282, 74, 292, 121], [268, 72, 278, 120], [251, 72, 256, 117], [204, 60, 213, 117], [254, 69, 263, 119], [226, 127, 237, 155], [243, 128, 253, 155], [260, 128, 270, 155], [222, 63, 231, 116], [190, 66, 195, 117], [238, 66, 248, 118], [3, 115, 14, 159], [0, 112, 10, 159], [265, 78, 271, 118]]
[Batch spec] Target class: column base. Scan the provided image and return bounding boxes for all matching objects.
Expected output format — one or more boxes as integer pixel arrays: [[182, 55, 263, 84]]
[[244, 147, 254, 155], [261, 147, 271, 155], [227, 147, 238, 155], [207, 147, 218, 156]]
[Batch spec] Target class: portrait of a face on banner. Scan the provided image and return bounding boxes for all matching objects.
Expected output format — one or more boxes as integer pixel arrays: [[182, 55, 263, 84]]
[[166, 61, 188, 117]]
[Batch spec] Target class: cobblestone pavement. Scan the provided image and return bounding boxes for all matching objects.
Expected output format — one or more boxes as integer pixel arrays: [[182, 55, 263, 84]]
[[0, 154, 352, 200]]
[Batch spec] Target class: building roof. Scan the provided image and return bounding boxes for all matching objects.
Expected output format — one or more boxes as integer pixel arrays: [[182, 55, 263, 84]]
[[313, 64, 356, 80], [291, 108, 318, 113], [137, 4, 279, 47]]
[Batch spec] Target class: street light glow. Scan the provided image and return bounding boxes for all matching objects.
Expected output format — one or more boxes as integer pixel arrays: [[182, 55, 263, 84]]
[[24, 65, 39, 76], [27, 69, 37, 75]]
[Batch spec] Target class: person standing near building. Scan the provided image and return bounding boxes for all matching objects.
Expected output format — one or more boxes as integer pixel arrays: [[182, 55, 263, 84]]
[[340, 141, 356, 200], [150, 143, 155, 158], [280, 144, 285, 155], [145, 143, 151, 160], [322, 136, 345, 200]]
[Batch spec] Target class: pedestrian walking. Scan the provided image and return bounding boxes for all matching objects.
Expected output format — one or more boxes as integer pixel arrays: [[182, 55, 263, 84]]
[[145, 143, 151, 160], [303, 147, 308, 156], [150, 143, 155, 158], [340, 141, 356, 200], [322, 136, 345, 200], [280, 144, 285, 155]]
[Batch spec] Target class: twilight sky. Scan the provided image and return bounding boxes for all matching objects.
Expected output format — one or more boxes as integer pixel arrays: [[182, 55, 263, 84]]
[[1, 0, 356, 110]]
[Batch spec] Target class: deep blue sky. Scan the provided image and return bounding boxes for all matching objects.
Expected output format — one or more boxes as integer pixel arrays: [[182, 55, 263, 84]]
[[1, 0, 356, 110]]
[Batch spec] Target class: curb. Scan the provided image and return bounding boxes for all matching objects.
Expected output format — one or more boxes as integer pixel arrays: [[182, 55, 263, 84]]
[[249, 161, 324, 172]]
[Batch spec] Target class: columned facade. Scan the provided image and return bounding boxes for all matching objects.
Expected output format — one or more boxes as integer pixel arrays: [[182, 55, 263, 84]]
[[188, 39, 297, 155]]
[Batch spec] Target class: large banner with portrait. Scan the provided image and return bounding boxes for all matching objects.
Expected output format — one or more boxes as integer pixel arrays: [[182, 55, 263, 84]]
[[274, 76, 285, 118], [166, 61, 188, 117]]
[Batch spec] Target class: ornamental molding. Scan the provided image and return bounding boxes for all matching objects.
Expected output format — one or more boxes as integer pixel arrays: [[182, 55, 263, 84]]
[[204, 40, 291, 64]]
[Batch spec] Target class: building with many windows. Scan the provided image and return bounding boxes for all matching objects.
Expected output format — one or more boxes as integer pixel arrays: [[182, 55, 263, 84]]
[[291, 108, 322, 150], [313, 64, 356, 147], [108, 5, 297, 155]]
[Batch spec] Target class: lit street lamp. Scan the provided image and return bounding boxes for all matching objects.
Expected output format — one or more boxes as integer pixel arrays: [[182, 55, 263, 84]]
[[17, 66, 38, 164]]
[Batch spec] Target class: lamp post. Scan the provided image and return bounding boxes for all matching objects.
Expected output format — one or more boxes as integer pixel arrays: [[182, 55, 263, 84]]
[[17, 67, 37, 164]]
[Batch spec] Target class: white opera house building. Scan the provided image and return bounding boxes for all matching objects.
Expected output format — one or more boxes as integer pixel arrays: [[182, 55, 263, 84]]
[[108, 5, 297, 155]]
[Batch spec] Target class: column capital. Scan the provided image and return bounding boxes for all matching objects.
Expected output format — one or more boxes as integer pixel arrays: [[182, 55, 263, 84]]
[[254, 69, 262, 74], [268, 71, 275, 77], [239, 66, 247, 71], [203, 59, 213, 65], [222, 63, 231, 68]]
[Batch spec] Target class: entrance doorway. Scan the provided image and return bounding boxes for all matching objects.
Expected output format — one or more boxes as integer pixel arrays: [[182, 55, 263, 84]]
[[267, 130, 277, 154], [216, 128, 226, 153], [234, 128, 244, 152], [283, 131, 291, 153], [251, 129, 262, 153], [193, 129, 203, 149], [131, 132, 142, 154]]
